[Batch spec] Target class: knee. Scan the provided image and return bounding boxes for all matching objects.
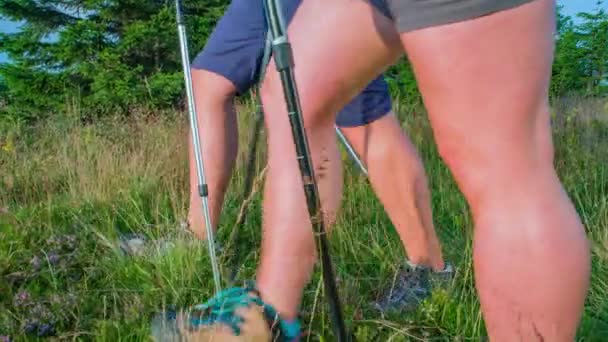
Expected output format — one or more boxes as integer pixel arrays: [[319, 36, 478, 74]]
[[259, 60, 337, 131], [366, 122, 427, 183], [191, 68, 236, 107], [435, 140, 502, 210], [436, 131, 554, 209]]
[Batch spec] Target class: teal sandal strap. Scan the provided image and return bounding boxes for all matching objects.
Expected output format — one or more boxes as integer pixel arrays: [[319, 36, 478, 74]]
[[185, 281, 301, 341]]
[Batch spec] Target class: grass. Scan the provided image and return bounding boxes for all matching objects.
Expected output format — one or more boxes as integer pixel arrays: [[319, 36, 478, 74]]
[[1, 96, 607, 341]]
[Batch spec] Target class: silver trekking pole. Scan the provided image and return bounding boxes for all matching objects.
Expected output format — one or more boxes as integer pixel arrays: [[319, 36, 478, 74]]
[[175, 0, 222, 295], [335, 126, 368, 175]]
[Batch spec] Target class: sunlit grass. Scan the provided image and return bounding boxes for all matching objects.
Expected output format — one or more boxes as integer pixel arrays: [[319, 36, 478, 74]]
[[1, 97, 607, 340]]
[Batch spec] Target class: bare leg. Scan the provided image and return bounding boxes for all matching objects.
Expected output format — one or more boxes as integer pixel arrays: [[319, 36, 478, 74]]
[[400, 0, 590, 339], [258, 0, 590, 339], [257, 0, 402, 319], [339, 112, 445, 271], [187, 69, 239, 239]]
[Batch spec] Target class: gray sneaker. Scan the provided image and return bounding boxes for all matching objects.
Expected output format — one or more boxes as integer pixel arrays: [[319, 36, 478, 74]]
[[372, 261, 454, 314]]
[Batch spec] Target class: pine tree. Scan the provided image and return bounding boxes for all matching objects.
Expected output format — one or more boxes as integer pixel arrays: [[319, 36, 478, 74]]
[[551, 5, 587, 97], [576, 0, 608, 95], [0, 0, 228, 121]]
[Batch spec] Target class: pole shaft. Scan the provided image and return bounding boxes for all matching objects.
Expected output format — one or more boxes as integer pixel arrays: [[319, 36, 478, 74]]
[[335, 126, 368, 176], [175, 0, 222, 294]]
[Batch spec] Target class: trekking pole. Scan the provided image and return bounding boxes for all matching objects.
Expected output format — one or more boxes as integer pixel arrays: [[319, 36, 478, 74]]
[[263, 0, 348, 340], [228, 35, 366, 283], [234, 43, 367, 253], [335, 126, 368, 176], [224, 96, 263, 283], [239, 31, 273, 229], [223, 28, 273, 283], [175, 0, 222, 295]]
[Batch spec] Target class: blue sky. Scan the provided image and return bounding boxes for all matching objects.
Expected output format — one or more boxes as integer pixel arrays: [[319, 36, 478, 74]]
[[563, 0, 607, 20], [0, 0, 605, 64]]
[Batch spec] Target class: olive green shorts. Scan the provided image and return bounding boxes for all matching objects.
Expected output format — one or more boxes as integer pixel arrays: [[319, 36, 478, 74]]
[[382, 0, 536, 33]]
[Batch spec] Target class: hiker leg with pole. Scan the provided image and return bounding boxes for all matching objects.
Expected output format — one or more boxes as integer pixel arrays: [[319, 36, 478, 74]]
[[253, 0, 592, 340], [261, 0, 348, 338], [154, 0, 456, 340], [153, 0, 346, 339]]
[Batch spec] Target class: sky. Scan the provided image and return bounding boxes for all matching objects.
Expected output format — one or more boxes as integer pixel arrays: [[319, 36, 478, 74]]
[[0, 0, 606, 64]]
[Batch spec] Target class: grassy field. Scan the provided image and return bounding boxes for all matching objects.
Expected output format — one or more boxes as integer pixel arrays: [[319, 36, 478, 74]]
[[1, 97, 607, 341]]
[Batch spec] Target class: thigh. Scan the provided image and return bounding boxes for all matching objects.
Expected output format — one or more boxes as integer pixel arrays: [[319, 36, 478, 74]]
[[397, 0, 555, 180], [191, 0, 269, 94], [261, 0, 403, 129]]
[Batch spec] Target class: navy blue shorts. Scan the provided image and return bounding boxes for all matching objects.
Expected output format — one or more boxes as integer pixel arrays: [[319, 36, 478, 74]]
[[191, 0, 392, 128]]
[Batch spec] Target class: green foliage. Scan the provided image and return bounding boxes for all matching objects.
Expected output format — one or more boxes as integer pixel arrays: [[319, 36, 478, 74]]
[[552, 2, 608, 97], [0, 1, 607, 122], [0, 0, 228, 122], [576, 2, 608, 95], [1, 100, 607, 339], [385, 57, 423, 109]]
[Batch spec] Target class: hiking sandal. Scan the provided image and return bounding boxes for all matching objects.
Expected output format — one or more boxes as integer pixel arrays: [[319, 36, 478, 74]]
[[150, 281, 301, 342]]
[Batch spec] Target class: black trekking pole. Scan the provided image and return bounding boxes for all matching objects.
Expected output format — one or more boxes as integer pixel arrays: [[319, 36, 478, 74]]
[[223, 28, 272, 283], [262, 0, 348, 340]]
